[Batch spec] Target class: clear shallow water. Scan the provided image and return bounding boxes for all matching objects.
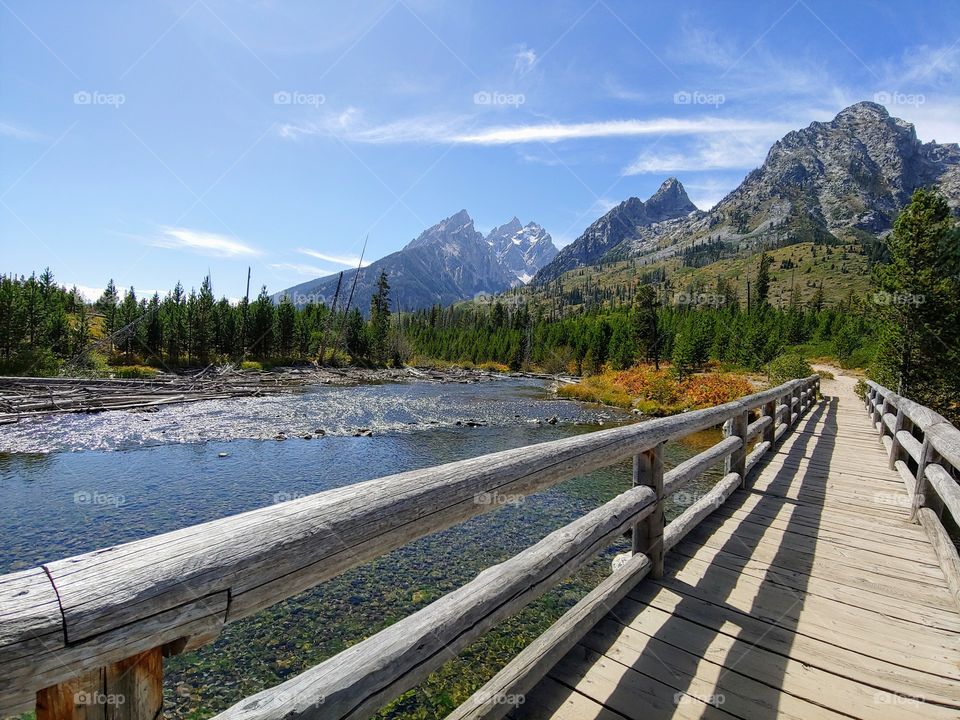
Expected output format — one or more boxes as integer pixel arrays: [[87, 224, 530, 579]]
[[0, 376, 620, 454], [0, 377, 721, 718]]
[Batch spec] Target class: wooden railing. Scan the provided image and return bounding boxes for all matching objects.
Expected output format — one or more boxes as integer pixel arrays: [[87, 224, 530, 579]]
[[0, 375, 820, 720], [864, 380, 960, 605]]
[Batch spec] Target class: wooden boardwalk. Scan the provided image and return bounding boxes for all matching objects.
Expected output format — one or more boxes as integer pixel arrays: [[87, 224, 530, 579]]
[[516, 374, 960, 719]]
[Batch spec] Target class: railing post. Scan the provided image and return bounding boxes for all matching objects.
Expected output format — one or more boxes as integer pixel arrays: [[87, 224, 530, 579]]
[[725, 408, 749, 485], [888, 408, 906, 470], [909, 438, 933, 524], [37, 647, 163, 720], [873, 392, 886, 434], [791, 384, 801, 424], [633, 443, 664, 578], [762, 398, 777, 444]]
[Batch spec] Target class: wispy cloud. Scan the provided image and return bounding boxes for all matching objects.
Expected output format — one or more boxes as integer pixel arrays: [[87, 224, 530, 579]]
[[269, 262, 332, 277], [514, 45, 537, 76], [150, 227, 262, 258], [298, 248, 369, 267], [454, 117, 792, 146], [279, 111, 792, 146], [622, 133, 774, 175], [0, 121, 42, 141]]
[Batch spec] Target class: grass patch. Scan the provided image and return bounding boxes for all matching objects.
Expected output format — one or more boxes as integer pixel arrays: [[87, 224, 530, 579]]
[[109, 365, 158, 379], [558, 365, 754, 415]]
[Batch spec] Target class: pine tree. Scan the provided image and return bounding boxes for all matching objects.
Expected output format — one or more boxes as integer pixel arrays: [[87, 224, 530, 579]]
[[871, 189, 960, 419], [755, 252, 772, 305], [369, 271, 391, 365]]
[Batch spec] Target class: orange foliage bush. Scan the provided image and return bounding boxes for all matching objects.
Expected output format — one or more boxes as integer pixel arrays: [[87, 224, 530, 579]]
[[559, 364, 754, 414]]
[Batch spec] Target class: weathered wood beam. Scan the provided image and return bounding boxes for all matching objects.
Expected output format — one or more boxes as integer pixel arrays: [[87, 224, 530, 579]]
[[211, 485, 657, 720], [633, 444, 664, 578]]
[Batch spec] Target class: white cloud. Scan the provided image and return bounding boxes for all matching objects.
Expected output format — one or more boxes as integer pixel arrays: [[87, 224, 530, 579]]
[[885, 43, 960, 87], [280, 110, 793, 147], [298, 248, 369, 267], [151, 227, 261, 258], [452, 117, 792, 146], [68, 284, 106, 302], [269, 262, 332, 277], [622, 133, 773, 175], [514, 46, 537, 76]]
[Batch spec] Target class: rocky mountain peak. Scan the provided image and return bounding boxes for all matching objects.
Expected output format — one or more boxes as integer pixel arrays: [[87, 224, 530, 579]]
[[533, 185, 697, 283], [645, 177, 697, 222], [485, 218, 558, 283], [404, 209, 480, 250]]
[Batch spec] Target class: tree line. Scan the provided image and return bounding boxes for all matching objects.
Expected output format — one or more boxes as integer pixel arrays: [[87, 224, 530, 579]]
[[0, 269, 399, 373]]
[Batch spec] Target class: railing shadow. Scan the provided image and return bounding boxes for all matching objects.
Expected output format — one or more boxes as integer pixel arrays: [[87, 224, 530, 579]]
[[578, 395, 838, 718]]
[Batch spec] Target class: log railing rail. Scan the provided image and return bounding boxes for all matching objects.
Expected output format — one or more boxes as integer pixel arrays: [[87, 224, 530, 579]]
[[0, 375, 820, 720], [864, 380, 960, 606]]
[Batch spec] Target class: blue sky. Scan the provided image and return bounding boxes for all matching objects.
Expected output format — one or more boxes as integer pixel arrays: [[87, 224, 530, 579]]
[[2, 0, 959, 300]]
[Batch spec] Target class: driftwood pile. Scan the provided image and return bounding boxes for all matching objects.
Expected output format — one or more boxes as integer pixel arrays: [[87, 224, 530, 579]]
[[0, 368, 311, 424]]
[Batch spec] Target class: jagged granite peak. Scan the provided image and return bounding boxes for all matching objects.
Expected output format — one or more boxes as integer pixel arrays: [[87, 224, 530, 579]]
[[533, 182, 697, 284], [277, 210, 556, 312], [486, 219, 558, 283], [486, 216, 523, 242], [645, 177, 697, 222], [404, 209, 481, 250]]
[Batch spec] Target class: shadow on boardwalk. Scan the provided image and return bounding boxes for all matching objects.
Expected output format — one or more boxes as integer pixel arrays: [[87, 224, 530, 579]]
[[525, 396, 838, 718]]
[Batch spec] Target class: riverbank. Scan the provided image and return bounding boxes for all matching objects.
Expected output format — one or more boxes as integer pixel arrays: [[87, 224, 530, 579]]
[[0, 364, 547, 424]]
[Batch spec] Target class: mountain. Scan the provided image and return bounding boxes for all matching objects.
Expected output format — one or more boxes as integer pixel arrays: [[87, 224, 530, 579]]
[[534, 178, 697, 283], [537, 102, 959, 284], [485, 217, 558, 283], [276, 210, 558, 312]]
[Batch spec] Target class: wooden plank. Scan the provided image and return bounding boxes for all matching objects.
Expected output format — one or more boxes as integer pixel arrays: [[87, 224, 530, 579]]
[[510, 677, 627, 720], [588, 610, 954, 719], [693, 511, 943, 567], [683, 521, 949, 587], [548, 645, 738, 720], [625, 586, 959, 706], [720, 492, 929, 541], [670, 543, 960, 627], [660, 552, 959, 661], [579, 621, 850, 720]]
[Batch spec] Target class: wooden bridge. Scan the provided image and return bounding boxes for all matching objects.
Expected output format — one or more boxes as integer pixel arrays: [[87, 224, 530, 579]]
[[2, 371, 959, 720]]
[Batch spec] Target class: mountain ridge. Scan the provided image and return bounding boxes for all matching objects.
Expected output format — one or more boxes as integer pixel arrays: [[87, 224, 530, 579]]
[[276, 210, 558, 312], [533, 101, 960, 284]]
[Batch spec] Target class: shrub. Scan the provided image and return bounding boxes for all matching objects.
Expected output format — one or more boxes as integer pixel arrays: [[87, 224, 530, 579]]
[[557, 364, 754, 414], [766, 353, 812, 383], [854, 378, 868, 401]]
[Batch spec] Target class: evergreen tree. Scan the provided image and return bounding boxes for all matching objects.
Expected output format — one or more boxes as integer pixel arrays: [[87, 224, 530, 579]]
[[755, 252, 773, 305], [96, 280, 120, 350], [871, 189, 960, 419], [369, 271, 391, 365]]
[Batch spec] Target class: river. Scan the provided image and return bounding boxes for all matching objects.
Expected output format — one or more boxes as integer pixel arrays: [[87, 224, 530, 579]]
[[0, 376, 722, 719]]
